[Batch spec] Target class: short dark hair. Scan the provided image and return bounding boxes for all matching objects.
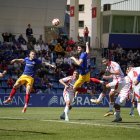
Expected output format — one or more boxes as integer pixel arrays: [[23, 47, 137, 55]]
[[127, 62, 134, 68], [76, 42, 85, 49]]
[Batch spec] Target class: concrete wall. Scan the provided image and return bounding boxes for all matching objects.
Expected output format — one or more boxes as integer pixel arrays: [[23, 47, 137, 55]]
[[0, 0, 66, 41]]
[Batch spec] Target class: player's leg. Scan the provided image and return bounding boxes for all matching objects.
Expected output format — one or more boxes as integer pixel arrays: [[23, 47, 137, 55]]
[[112, 95, 126, 122], [72, 75, 84, 104], [104, 81, 118, 117], [73, 72, 90, 104], [90, 83, 107, 104], [60, 105, 72, 120], [22, 76, 34, 113], [63, 93, 73, 121], [3, 79, 22, 103], [22, 85, 31, 113]]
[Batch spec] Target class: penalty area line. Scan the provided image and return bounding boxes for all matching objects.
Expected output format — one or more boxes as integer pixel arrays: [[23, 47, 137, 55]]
[[42, 119, 140, 130]]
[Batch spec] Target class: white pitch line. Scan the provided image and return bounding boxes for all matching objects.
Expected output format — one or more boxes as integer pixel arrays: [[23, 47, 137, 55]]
[[0, 117, 140, 130], [42, 119, 140, 130]]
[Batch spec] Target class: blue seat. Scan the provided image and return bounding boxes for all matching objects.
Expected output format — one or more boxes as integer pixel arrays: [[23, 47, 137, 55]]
[[0, 88, 5, 94], [52, 82, 59, 88], [1, 81, 8, 88], [59, 83, 64, 89], [57, 88, 63, 94]]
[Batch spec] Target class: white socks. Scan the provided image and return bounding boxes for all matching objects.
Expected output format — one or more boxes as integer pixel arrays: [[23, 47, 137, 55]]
[[97, 93, 104, 102], [109, 102, 114, 111], [64, 106, 69, 121]]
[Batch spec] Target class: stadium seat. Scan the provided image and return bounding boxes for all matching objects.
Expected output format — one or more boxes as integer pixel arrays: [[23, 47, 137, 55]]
[[0, 88, 6, 94], [57, 88, 63, 94], [52, 82, 59, 88], [1, 81, 8, 88], [59, 83, 64, 89]]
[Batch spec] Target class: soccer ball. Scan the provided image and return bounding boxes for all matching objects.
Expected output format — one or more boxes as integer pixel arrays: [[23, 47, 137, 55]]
[[52, 18, 60, 26]]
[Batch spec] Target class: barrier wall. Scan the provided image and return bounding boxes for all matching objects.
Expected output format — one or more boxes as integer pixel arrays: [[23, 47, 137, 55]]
[[0, 93, 132, 107], [109, 34, 140, 48]]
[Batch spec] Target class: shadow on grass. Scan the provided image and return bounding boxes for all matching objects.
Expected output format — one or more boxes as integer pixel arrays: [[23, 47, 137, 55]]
[[0, 128, 55, 136]]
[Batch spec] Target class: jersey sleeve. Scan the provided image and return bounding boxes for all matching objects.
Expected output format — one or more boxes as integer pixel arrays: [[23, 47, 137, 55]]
[[79, 52, 87, 60], [62, 76, 71, 83]]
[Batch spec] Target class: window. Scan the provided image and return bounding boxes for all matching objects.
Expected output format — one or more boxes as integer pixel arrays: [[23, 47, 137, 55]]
[[79, 21, 84, 28], [136, 16, 140, 33], [79, 4, 84, 12], [66, 5, 70, 11], [111, 16, 134, 33]]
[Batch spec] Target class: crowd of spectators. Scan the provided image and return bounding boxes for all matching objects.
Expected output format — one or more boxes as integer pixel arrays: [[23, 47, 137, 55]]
[[0, 25, 139, 95], [102, 43, 140, 74]]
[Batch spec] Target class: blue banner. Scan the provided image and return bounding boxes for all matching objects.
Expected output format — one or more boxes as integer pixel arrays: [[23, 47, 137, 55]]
[[0, 93, 132, 107]]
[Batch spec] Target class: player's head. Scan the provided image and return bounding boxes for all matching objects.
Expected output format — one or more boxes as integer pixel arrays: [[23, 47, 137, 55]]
[[126, 62, 134, 73], [102, 57, 109, 66], [29, 50, 36, 60], [73, 70, 79, 79], [77, 42, 85, 54]]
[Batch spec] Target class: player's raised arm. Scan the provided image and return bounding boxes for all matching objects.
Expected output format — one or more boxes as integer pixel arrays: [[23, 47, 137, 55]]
[[70, 56, 82, 66], [11, 59, 24, 64], [43, 62, 56, 68], [86, 42, 90, 54]]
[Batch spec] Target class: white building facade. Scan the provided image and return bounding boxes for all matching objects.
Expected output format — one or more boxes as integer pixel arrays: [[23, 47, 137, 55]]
[[67, 0, 140, 48]]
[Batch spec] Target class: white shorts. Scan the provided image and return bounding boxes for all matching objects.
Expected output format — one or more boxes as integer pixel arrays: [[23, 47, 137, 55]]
[[115, 95, 126, 106], [63, 91, 74, 104], [115, 77, 132, 106], [108, 79, 122, 92]]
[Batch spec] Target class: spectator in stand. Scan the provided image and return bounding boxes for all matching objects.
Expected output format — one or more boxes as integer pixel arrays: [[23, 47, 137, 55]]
[[54, 43, 64, 56], [66, 45, 73, 54], [18, 34, 27, 45], [67, 37, 75, 48], [37, 35, 43, 44], [34, 42, 41, 53], [7, 77, 15, 88], [2, 32, 12, 43], [127, 50, 135, 62], [26, 24, 33, 42], [55, 55, 64, 67], [41, 75, 53, 94], [27, 41, 34, 50], [83, 26, 89, 42]]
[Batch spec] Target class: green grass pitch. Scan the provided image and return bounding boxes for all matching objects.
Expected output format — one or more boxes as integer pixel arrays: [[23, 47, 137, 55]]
[[0, 107, 140, 140]]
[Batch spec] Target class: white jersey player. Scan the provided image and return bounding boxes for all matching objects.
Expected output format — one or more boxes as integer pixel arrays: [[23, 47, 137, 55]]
[[127, 64, 140, 116], [59, 70, 79, 121], [91, 57, 124, 117], [113, 76, 132, 122]]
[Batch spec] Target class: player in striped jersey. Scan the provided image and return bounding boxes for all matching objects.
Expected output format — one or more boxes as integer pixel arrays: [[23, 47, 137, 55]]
[[127, 63, 140, 116], [91, 57, 125, 117], [59, 70, 79, 121]]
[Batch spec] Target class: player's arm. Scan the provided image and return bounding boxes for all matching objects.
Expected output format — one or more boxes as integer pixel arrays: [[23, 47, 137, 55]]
[[0, 70, 7, 78], [70, 56, 83, 66], [43, 62, 56, 68], [110, 69, 120, 75], [11, 59, 24, 64], [86, 42, 90, 54], [59, 78, 69, 89]]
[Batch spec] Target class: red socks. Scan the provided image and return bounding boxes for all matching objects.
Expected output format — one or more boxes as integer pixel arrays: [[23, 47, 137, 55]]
[[9, 88, 16, 98], [25, 94, 30, 105]]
